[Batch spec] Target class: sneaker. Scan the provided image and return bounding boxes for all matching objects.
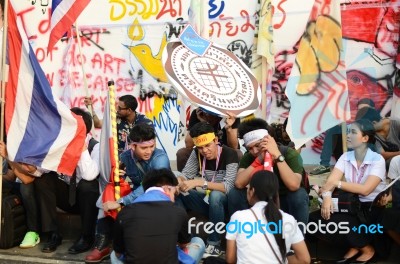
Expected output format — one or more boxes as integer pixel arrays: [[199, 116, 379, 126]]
[[309, 165, 330, 175], [203, 244, 223, 258], [19, 231, 40, 248]]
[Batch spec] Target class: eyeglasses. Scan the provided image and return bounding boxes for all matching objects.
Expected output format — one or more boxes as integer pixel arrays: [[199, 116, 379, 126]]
[[117, 106, 128, 111]]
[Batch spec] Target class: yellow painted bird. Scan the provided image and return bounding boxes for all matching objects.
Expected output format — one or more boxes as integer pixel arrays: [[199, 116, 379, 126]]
[[127, 33, 168, 83]]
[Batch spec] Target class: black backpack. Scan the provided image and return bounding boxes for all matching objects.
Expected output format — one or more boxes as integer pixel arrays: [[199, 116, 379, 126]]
[[0, 194, 27, 249]]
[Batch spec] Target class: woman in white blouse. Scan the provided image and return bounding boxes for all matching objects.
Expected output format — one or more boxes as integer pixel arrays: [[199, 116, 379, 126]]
[[318, 119, 386, 264], [225, 170, 310, 264]]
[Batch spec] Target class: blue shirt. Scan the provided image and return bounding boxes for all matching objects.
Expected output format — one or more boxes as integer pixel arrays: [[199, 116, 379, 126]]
[[120, 148, 171, 205]]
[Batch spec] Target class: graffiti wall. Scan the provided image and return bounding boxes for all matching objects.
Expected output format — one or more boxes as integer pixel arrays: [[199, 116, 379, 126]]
[[12, 0, 258, 160], [10, 0, 399, 164], [264, 0, 399, 164]]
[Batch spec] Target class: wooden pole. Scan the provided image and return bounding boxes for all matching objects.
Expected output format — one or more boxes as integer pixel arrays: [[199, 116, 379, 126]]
[[261, 58, 267, 120], [341, 122, 348, 153], [0, 0, 10, 240], [74, 22, 96, 135]]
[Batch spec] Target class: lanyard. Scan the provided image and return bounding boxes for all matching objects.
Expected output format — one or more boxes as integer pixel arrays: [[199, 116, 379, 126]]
[[198, 145, 221, 183], [351, 163, 368, 184]]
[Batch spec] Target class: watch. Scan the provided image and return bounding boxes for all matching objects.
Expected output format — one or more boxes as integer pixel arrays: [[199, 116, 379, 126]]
[[202, 180, 208, 190], [275, 155, 285, 163], [117, 198, 125, 206]]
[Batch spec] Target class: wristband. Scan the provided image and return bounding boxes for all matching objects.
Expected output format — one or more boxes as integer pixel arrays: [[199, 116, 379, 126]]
[[322, 191, 332, 198], [337, 181, 342, 189]]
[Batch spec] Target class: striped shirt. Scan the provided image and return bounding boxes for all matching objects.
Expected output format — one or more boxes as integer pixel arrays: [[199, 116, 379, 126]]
[[182, 145, 238, 193]]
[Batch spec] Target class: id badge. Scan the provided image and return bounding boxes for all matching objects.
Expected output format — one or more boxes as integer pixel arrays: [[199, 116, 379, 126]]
[[203, 190, 211, 204], [331, 198, 339, 212]]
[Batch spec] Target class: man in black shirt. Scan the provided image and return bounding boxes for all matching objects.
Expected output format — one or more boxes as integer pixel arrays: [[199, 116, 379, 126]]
[[112, 169, 205, 264]]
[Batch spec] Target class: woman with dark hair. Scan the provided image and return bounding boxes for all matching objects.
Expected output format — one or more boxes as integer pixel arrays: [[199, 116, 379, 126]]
[[225, 170, 310, 264], [312, 119, 386, 263]]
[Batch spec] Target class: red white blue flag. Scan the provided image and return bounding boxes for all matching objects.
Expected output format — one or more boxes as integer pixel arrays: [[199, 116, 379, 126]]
[[6, 1, 86, 176], [48, 0, 91, 51]]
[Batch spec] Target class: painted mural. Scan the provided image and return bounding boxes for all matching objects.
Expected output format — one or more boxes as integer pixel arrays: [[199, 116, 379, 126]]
[[9, 0, 399, 164]]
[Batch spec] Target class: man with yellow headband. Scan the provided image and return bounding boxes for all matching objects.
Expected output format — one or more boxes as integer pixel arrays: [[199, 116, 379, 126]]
[[178, 122, 239, 258]]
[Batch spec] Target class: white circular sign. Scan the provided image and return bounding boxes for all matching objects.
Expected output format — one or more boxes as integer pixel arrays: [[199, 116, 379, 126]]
[[163, 40, 261, 117]]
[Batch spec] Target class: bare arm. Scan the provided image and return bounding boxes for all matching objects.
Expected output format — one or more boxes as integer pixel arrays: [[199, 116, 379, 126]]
[[225, 239, 237, 264], [235, 167, 254, 188], [287, 241, 311, 264], [225, 112, 239, 149], [380, 150, 400, 160]]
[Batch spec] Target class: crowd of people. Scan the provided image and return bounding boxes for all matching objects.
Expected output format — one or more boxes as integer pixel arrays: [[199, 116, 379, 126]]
[[1, 91, 399, 264]]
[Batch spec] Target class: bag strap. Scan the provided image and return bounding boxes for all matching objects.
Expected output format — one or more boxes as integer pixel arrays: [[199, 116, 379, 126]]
[[135, 160, 145, 175], [249, 208, 284, 264]]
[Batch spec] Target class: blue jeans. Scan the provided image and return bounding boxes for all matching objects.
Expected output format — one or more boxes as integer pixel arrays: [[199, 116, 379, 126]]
[[110, 237, 205, 264], [320, 125, 342, 166], [280, 188, 309, 226], [179, 190, 227, 245], [228, 187, 309, 225], [227, 187, 249, 218]]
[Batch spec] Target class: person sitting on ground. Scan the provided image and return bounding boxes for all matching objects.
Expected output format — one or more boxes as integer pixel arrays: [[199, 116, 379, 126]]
[[378, 155, 400, 246], [33, 107, 100, 254], [228, 118, 309, 225], [111, 169, 205, 264], [0, 142, 42, 249], [84, 95, 152, 154], [177, 121, 239, 258], [176, 107, 240, 172], [86, 123, 170, 263], [310, 119, 386, 263], [355, 107, 400, 169], [226, 170, 311, 264], [310, 98, 377, 175]]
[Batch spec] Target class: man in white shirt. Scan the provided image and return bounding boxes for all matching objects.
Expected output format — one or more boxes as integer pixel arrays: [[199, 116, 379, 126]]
[[34, 108, 100, 253]]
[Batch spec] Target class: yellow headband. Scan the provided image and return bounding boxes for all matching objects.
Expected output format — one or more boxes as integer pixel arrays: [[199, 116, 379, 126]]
[[193, 133, 216, 147]]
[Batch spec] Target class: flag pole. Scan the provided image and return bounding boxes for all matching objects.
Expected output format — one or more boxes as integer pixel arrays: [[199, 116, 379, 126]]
[[108, 81, 121, 207], [0, 0, 10, 240], [341, 122, 348, 153], [74, 21, 95, 135]]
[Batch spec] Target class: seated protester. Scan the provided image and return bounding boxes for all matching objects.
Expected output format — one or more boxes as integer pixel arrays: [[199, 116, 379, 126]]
[[226, 171, 310, 264], [177, 122, 239, 257], [87, 123, 170, 263], [176, 107, 240, 172], [112, 169, 205, 264], [34, 107, 100, 254], [356, 107, 400, 168], [228, 118, 309, 225], [0, 142, 41, 249], [379, 155, 400, 246], [310, 119, 386, 263], [84, 95, 153, 154]]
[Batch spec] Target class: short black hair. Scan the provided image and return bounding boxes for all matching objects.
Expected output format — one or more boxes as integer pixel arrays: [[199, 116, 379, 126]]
[[142, 169, 178, 191], [189, 122, 215, 138], [355, 107, 381, 123], [238, 118, 275, 139], [119, 95, 138, 111], [70, 107, 92, 134], [129, 123, 156, 142]]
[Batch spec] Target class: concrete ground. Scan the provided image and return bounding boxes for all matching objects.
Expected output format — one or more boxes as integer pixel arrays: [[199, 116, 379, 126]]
[[0, 165, 398, 263]]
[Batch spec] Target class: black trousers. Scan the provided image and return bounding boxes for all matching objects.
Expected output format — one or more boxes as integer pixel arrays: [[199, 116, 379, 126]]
[[34, 172, 99, 240], [309, 202, 384, 249]]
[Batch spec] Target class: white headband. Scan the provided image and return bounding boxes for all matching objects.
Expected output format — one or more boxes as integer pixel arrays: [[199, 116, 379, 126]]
[[243, 129, 268, 147]]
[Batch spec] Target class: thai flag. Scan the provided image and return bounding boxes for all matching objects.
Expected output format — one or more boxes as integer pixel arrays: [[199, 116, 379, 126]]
[[48, 0, 91, 51], [6, 1, 86, 176]]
